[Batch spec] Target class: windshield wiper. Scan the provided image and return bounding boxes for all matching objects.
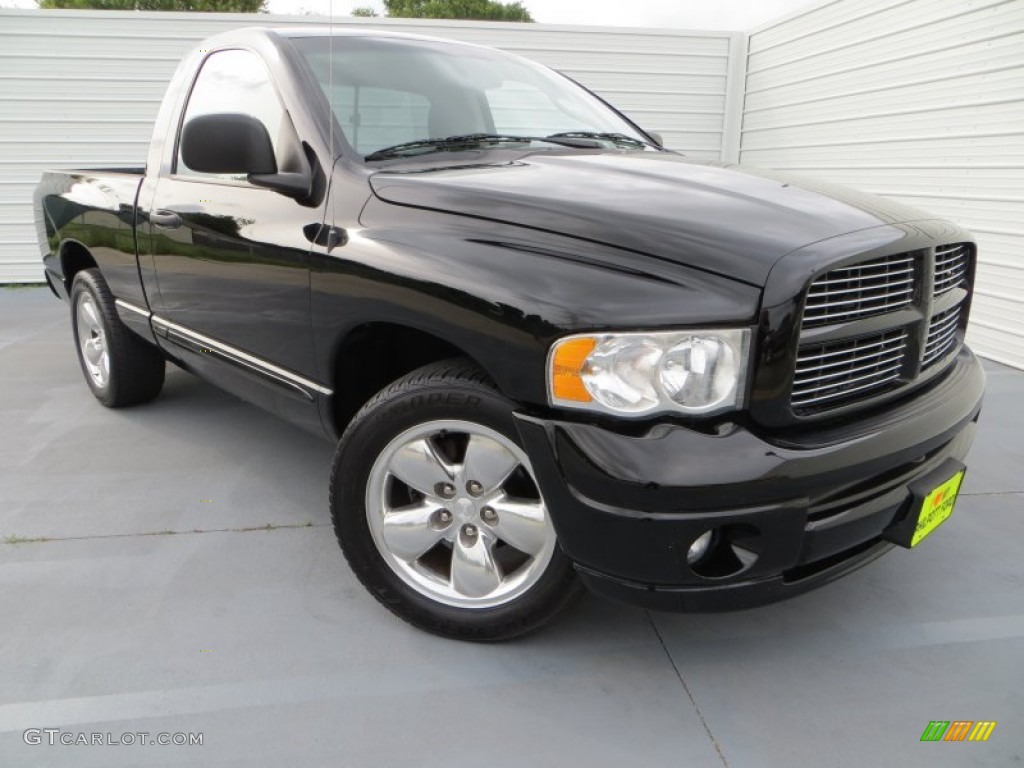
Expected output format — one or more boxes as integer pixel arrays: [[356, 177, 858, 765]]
[[547, 131, 651, 149], [363, 133, 602, 161]]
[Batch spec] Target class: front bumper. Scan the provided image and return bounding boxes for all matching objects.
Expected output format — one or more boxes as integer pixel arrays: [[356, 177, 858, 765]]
[[514, 346, 985, 612]]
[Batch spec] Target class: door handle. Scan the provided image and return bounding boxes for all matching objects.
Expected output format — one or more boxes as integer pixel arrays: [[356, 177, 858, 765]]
[[303, 223, 348, 251], [149, 210, 182, 229]]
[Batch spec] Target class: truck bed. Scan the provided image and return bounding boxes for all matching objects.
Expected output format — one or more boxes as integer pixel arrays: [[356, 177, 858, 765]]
[[34, 168, 145, 304]]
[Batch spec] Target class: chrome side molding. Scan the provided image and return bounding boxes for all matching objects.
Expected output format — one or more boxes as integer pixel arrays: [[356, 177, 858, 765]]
[[114, 298, 152, 319], [149, 314, 333, 400]]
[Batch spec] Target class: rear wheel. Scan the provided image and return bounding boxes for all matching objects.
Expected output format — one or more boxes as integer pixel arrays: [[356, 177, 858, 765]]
[[70, 269, 165, 407], [330, 360, 581, 641]]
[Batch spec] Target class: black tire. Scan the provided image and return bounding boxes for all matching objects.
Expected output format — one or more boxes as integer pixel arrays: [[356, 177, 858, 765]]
[[330, 359, 582, 641], [70, 269, 165, 407]]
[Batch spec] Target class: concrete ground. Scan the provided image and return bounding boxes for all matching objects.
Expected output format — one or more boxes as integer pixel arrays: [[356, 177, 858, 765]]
[[2, 285, 1022, 768]]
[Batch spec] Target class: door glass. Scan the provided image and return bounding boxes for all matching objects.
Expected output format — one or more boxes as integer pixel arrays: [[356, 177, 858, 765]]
[[176, 49, 285, 179]]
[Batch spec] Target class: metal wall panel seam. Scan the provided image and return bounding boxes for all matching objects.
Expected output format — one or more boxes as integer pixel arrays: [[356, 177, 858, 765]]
[[747, 0, 1015, 68], [720, 32, 748, 164], [743, 58, 1024, 111], [748, 0, 919, 58], [745, 32, 1024, 95], [742, 98, 1024, 134]]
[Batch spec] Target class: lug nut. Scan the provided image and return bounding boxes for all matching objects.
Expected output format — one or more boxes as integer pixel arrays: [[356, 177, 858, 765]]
[[436, 482, 456, 499], [480, 506, 497, 524], [463, 524, 478, 538], [467, 480, 483, 496], [437, 510, 452, 524]]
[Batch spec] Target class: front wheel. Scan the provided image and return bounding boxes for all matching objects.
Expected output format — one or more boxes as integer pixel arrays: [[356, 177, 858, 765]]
[[330, 360, 581, 641]]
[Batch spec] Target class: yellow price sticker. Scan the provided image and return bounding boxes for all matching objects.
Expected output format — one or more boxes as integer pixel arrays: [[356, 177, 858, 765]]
[[911, 470, 964, 547]]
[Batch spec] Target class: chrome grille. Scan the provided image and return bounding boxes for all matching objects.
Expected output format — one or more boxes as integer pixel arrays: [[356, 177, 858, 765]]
[[792, 330, 908, 412], [933, 243, 968, 296], [788, 243, 974, 417], [923, 305, 962, 368], [801, 253, 915, 328]]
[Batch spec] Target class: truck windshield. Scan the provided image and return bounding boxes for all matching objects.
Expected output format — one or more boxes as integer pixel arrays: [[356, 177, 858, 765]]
[[290, 35, 652, 160]]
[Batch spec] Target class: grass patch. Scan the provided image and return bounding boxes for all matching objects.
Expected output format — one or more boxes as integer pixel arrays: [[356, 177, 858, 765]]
[[1, 283, 46, 290], [4, 534, 51, 545]]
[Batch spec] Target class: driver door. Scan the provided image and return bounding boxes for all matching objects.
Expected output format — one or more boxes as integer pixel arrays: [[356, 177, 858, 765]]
[[141, 48, 327, 429]]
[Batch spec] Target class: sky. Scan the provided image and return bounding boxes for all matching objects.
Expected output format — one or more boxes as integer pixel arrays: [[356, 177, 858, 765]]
[[1, 0, 821, 31]]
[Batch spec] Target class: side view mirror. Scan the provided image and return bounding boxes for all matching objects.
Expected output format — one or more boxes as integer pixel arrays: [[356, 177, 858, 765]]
[[645, 130, 664, 148], [181, 113, 275, 175], [180, 113, 312, 200]]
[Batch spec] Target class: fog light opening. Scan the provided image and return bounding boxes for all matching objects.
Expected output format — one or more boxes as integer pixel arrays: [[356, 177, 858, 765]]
[[690, 524, 762, 579], [686, 530, 715, 565]]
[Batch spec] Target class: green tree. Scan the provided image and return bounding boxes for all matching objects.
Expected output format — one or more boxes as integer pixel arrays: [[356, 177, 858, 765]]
[[37, 0, 267, 11], [351, 5, 378, 15], [384, 0, 532, 22]]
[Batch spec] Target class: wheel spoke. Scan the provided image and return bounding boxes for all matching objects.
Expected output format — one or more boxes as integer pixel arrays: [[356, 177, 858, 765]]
[[389, 438, 453, 497], [81, 300, 102, 332], [488, 498, 548, 556], [98, 350, 110, 382], [83, 338, 103, 365], [462, 434, 519, 494], [380, 501, 445, 562], [450, 532, 501, 597]]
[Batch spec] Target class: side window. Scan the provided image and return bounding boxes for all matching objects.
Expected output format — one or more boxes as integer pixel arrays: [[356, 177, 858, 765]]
[[485, 81, 575, 136], [330, 85, 430, 154], [176, 49, 285, 179]]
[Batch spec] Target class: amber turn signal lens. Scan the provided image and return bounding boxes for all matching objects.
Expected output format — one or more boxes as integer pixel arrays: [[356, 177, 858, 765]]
[[550, 337, 596, 402]]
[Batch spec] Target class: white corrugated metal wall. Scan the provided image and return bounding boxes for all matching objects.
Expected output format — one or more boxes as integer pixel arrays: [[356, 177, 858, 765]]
[[741, 0, 1024, 369], [0, 9, 741, 283], [3, 5, 1022, 369]]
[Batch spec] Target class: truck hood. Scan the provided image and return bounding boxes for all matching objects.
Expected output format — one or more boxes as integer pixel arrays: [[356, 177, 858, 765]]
[[368, 151, 933, 286]]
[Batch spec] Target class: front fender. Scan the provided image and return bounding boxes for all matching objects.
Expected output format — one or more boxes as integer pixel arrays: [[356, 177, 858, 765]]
[[310, 199, 761, 407]]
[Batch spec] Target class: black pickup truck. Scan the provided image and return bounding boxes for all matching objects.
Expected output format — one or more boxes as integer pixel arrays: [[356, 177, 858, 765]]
[[34, 27, 985, 640]]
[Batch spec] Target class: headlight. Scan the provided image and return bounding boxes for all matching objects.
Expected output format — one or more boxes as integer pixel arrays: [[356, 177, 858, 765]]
[[548, 329, 751, 417]]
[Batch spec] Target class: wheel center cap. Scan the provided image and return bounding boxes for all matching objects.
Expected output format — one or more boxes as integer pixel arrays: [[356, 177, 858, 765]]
[[454, 497, 475, 522]]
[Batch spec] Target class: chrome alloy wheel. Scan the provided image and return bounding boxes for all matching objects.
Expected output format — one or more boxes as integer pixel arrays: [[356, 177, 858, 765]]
[[76, 293, 110, 388], [365, 420, 557, 609]]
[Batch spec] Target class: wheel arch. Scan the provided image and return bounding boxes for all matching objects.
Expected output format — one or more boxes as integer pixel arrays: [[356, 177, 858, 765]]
[[326, 321, 502, 438], [59, 239, 99, 293]]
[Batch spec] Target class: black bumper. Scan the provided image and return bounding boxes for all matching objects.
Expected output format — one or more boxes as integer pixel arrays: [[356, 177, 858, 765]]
[[514, 347, 985, 612]]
